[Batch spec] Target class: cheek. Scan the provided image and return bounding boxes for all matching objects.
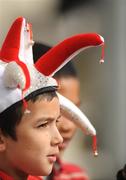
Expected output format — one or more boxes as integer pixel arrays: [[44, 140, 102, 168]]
[[8, 130, 51, 157], [22, 131, 51, 154], [6, 131, 51, 165]]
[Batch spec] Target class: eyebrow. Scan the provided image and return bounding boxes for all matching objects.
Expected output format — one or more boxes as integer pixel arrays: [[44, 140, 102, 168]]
[[36, 114, 61, 124]]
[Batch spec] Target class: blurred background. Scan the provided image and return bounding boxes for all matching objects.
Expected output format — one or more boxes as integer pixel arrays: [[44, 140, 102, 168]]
[[0, 0, 126, 179]]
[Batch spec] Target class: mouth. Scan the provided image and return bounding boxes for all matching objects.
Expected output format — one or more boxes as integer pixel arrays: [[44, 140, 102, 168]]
[[47, 155, 57, 163], [47, 153, 58, 163]]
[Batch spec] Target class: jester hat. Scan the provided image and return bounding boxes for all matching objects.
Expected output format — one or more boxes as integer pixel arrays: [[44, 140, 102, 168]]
[[0, 17, 104, 155]]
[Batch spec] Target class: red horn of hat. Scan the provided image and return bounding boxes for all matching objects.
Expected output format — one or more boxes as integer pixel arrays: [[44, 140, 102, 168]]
[[35, 33, 104, 76]]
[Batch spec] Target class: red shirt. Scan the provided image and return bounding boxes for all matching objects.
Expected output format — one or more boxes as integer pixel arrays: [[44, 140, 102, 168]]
[[0, 159, 89, 180], [47, 158, 90, 180], [0, 171, 42, 180]]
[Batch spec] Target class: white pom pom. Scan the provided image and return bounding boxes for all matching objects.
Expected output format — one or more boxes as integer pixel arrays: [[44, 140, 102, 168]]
[[99, 59, 104, 64], [3, 61, 26, 89]]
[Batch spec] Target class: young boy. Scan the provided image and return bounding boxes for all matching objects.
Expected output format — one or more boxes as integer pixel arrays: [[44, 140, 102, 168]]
[[0, 90, 62, 180], [0, 17, 63, 180], [0, 17, 104, 180]]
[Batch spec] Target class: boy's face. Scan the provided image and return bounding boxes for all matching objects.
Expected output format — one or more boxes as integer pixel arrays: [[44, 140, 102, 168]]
[[3, 97, 63, 176], [56, 77, 80, 153]]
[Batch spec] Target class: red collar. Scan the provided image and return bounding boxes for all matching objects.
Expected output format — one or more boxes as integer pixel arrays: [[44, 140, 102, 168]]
[[0, 171, 14, 180], [0, 171, 42, 180]]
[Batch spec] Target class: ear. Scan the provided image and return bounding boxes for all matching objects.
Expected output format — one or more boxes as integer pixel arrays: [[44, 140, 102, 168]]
[[0, 130, 6, 152]]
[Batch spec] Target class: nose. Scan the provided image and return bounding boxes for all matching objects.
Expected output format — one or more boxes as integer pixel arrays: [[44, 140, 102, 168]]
[[51, 125, 63, 146]]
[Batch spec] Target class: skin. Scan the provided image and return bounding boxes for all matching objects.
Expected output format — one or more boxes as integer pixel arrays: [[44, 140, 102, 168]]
[[56, 77, 80, 154], [0, 97, 63, 180]]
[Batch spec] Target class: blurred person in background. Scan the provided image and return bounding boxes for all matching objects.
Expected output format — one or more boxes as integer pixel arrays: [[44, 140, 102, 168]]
[[33, 42, 90, 180], [116, 164, 126, 180]]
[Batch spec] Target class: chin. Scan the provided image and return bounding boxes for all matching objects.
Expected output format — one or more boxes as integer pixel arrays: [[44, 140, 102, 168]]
[[42, 165, 53, 176], [29, 165, 53, 177]]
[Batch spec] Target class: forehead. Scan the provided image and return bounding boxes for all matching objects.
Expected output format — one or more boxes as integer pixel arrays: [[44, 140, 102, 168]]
[[20, 97, 60, 125]]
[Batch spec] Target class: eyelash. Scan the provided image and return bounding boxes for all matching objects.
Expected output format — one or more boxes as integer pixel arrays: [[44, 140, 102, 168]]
[[37, 122, 49, 128], [37, 117, 61, 128]]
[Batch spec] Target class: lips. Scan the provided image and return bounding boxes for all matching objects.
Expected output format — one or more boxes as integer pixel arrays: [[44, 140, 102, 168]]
[[47, 150, 59, 163], [47, 155, 57, 163]]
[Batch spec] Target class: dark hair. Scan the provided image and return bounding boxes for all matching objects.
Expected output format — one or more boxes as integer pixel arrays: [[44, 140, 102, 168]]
[[54, 61, 77, 79], [33, 42, 52, 62], [0, 90, 57, 140], [116, 164, 126, 180], [33, 42, 78, 79]]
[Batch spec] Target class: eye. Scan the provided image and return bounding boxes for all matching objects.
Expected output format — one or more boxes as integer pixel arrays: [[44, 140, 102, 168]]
[[37, 122, 49, 128]]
